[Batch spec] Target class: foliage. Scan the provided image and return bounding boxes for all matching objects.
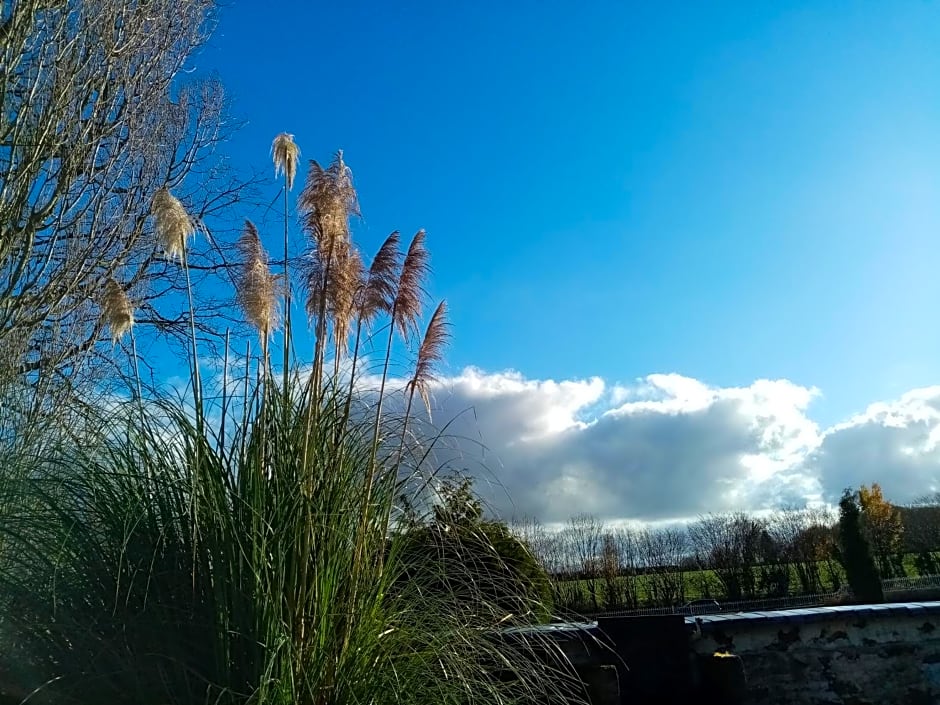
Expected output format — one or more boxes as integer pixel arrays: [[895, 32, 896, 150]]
[[837, 489, 884, 603], [858, 483, 904, 578], [400, 478, 554, 622]]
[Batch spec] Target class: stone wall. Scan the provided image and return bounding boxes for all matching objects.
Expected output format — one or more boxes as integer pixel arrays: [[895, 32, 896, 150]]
[[688, 602, 940, 705]]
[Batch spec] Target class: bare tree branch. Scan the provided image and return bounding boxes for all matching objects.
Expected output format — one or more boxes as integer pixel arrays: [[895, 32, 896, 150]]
[[0, 0, 259, 402]]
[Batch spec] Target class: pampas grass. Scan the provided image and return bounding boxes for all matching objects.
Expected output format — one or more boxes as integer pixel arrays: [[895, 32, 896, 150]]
[[102, 278, 134, 341], [151, 186, 200, 403], [151, 187, 194, 260], [0, 148, 586, 705], [407, 300, 449, 419], [237, 220, 279, 338], [272, 133, 300, 191], [299, 151, 361, 392], [101, 277, 141, 400], [298, 150, 358, 254], [395, 230, 431, 340], [359, 231, 401, 324], [273, 133, 301, 377], [329, 241, 362, 361]]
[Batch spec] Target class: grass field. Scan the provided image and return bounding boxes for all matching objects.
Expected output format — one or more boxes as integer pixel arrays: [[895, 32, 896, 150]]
[[548, 555, 937, 611]]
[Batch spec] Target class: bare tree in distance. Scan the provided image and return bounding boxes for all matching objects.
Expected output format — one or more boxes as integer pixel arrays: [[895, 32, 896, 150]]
[[564, 513, 604, 612], [509, 516, 579, 611], [771, 506, 837, 594], [599, 531, 623, 610], [0, 0, 258, 409], [755, 523, 789, 597], [900, 495, 940, 576], [509, 505, 870, 613], [638, 526, 688, 606], [689, 512, 766, 601], [613, 527, 641, 609], [510, 516, 562, 574]]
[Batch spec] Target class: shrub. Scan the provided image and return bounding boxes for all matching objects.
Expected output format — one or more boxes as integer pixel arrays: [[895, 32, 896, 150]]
[[398, 479, 554, 622], [837, 488, 884, 604]]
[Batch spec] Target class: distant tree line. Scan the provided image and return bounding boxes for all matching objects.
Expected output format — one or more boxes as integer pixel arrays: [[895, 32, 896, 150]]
[[510, 484, 940, 614]]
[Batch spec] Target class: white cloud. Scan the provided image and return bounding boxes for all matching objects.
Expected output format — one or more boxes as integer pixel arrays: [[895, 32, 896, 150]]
[[807, 386, 940, 505], [419, 368, 940, 523]]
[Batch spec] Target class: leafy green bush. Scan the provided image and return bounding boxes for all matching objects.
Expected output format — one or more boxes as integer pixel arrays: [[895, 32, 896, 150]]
[[397, 479, 554, 623]]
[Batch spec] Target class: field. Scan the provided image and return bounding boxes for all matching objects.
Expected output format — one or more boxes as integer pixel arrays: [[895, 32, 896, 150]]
[[547, 557, 934, 612]]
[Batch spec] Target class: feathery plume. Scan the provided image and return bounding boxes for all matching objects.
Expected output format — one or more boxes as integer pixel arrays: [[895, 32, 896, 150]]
[[359, 231, 401, 322], [394, 230, 430, 340], [297, 150, 358, 253], [271, 133, 300, 190], [407, 300, 449, 418], [237, 220, 279, 337], [151, 187, 194, 260], [303, 239, 365, 353], [330, 242, 363, 355], [303, 247, 326, 327], [101, 278, 134, 341], [303, 241, 363, 356]]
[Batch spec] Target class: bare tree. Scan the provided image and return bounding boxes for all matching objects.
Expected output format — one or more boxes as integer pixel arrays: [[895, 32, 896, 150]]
[[510, 516, 563, 575], [563, 513, 604, 612], [637, 527, 688, 607], [509, 516, 581, 611], [770, 507, 837, 594], [0, 0, 255, 403], [755, 524, 789, 597], [613, 527, 641, 609], [598, 531, 623, 610], [689, 512, 765, 601], [901, 495, 940, 576]]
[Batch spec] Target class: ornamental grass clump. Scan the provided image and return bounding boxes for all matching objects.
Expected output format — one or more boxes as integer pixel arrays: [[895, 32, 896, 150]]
[[0, 146, 587, 705]]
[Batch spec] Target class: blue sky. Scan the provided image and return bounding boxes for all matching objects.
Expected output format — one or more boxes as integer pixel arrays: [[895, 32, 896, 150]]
[[200, 1, 940, 428]]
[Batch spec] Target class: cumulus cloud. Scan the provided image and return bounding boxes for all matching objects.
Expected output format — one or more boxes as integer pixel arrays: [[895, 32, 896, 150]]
[[418, 368, 940, 523], [807, 387, 940, 505]]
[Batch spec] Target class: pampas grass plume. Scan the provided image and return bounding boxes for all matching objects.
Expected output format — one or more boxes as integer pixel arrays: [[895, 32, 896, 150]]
[[272, 133, 300, 190], [330, 243, 363, 354], [359, 231, 401, 322], [102, 278, 134, 342], [151, 187, 194, 260], [408, 300, 449, 418], [237, 220, 279, 337], [298, 150, 359, 251], [394, 230, 430, 340]]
